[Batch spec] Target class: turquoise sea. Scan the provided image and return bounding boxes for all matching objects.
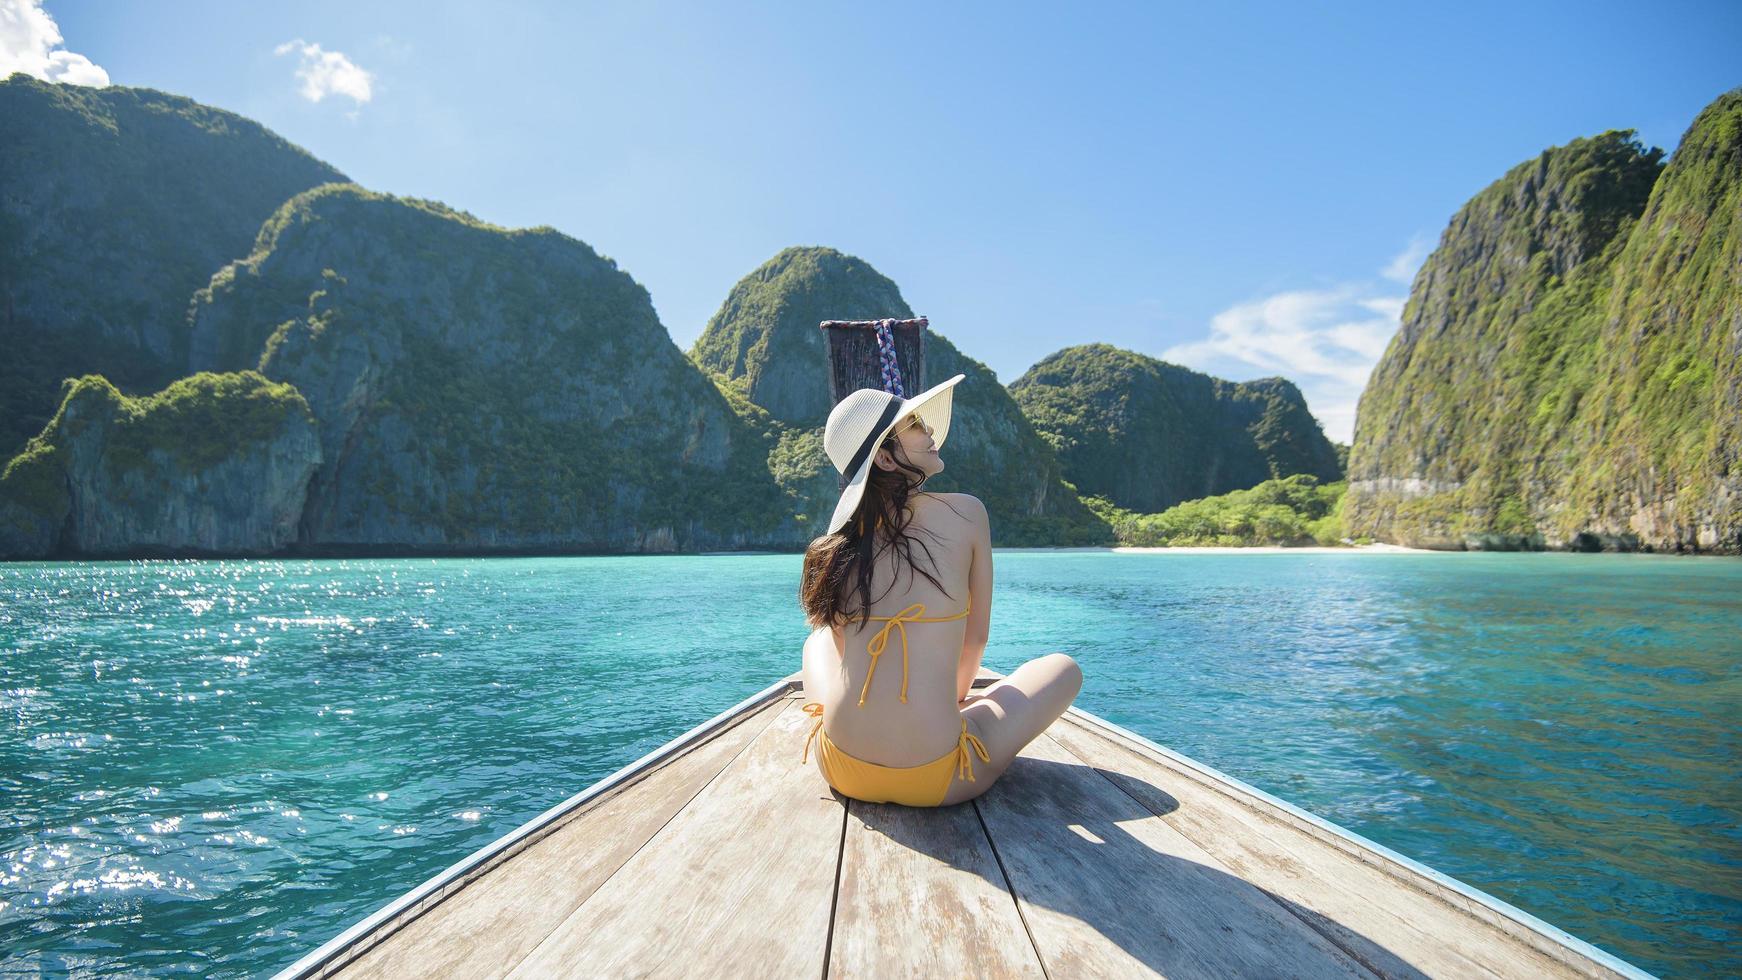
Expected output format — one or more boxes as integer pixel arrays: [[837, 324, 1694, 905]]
[[2, 551, 1738, 977]]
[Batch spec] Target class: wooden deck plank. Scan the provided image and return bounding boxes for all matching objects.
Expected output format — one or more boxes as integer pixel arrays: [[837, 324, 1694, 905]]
[[830, 798, 1046, 979], [504, 695, 844, 978], [336, 693, 789, 979], [976, 730, 1378, 979], [1047, 713, 1618, 979]]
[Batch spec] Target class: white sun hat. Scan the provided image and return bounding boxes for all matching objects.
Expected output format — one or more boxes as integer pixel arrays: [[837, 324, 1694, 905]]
[[823, 373, 967, 535]]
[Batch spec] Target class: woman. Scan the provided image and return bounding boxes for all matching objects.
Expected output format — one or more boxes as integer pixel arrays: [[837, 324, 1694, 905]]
[[798, 374, 1083, 807]]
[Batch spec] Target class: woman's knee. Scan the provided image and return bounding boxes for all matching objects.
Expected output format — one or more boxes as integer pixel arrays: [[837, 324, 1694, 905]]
[[1040, 653, 1083, 703], [1034, 652, 1082, 689]]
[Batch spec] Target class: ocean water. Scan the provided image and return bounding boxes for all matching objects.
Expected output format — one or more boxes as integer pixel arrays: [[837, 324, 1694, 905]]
[[1, 551, 1737, 977]]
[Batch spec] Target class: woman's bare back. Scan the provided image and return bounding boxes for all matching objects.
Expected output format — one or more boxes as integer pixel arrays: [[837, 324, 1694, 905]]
[[801, 491, 990, 766]]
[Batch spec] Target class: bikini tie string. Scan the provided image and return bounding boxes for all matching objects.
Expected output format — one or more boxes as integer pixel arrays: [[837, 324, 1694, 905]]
[[862, 603, 927, 706], [957, 720, 990, 782], [858, 598, 974, 706], [800, 701, 824, 765]]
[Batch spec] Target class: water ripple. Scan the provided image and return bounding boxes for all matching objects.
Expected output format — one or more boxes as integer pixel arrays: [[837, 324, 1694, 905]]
[[0, 551, 1736, 977]]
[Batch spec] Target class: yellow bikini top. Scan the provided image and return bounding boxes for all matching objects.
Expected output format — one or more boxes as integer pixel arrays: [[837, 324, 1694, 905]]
[[848, 594, 972, 707]]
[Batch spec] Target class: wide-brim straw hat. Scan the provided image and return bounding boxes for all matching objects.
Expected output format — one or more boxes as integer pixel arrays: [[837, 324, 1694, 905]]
[[824, 373, 966, 535]]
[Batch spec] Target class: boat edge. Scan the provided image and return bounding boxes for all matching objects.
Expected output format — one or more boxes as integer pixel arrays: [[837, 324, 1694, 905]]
[[270, 677, 794, 980]]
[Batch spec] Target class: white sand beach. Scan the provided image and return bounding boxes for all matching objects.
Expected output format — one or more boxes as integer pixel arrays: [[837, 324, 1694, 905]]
[[1109, 542, 1436, 554], [993, 542, 1440, 555]]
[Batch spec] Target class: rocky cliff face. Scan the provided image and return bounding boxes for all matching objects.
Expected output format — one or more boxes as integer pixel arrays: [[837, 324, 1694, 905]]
[[0, 372, 320, 558], [0, 74, 347, 459], [1009, 344, 1343, 512], [691, 247, 894, 426], [0, 440, 68, 558], [189, 184, 796, 553], [690, 246, 1110, 545], [1346, 89, 1741, 552]]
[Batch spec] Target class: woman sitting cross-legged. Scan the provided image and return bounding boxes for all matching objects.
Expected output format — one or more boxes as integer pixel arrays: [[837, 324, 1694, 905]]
[[798, 374, 1084, 807]]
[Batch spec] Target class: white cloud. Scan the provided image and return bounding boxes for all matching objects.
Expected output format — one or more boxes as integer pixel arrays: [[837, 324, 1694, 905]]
[[274, 38, 373, 108], [1381, 232, 1433, 284], [1159, 239, 1430, 445], [0, 0, 110, 86]]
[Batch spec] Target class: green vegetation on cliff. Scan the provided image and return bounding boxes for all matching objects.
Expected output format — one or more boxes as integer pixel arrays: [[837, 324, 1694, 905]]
[[690, 246, 1111, 546], [190, 183, 793, 551], [0, 440, 67, 521], [0, 74, 347, 459], [1086, 474, 1349, 547], [0, 435, 71, 557], [1011, 344, 1343, 513], [0, 371, 319, 557], [1566, 91, 1742, 545], [1348, 89, 1740, 552], [691, 248, 893, 426], [2, 371, 313, 505], [47, 372, 314, 475]]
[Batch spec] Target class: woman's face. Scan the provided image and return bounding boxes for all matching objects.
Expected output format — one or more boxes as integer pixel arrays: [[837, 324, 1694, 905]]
[[876, 412, 944, 481]]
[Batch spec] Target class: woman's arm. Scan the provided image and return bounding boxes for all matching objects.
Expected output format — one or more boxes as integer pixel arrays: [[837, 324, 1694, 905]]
[[956, 495, 993, 703]]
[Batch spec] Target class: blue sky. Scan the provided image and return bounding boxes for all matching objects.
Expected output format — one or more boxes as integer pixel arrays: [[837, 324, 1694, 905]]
[[13, 1, 1740, 441]]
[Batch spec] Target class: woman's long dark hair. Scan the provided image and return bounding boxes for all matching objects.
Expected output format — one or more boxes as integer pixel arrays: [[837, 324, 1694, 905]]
[[800, 431, 965, 629]]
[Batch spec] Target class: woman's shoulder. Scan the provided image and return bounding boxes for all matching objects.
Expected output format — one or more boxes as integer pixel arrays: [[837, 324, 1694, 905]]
[[915, 491, 988, 523]]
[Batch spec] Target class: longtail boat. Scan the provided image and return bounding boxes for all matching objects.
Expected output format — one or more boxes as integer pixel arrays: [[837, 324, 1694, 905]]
[[275, 670, 1652, 979]]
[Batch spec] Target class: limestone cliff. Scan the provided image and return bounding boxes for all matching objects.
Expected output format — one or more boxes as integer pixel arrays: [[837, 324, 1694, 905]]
[[690, 246, 1110, 545], [1346, 89, 1740, 552], [1009, 344, 1343, 513], [0, 74, 347, 459], [0, 372, 320, 558], [189, 184, 796, 552], [691, 248, 888, 426]]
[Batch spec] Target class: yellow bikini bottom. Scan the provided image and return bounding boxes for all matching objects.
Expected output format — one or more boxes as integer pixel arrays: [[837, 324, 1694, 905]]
[[801, 702, 991, 807]]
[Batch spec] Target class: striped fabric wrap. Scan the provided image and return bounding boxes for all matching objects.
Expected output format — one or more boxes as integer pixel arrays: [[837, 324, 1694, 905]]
[[874, 319, 906, 397]]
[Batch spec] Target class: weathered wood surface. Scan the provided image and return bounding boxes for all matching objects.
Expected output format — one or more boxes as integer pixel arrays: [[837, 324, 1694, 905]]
[[1045, 714, 1616, 979], [311, 676, 1644, 980], [832, 798, 1046, 978], [334, 693, 789, 979], [503, 695, 843, 978], [977, 727, 1374, 978]]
